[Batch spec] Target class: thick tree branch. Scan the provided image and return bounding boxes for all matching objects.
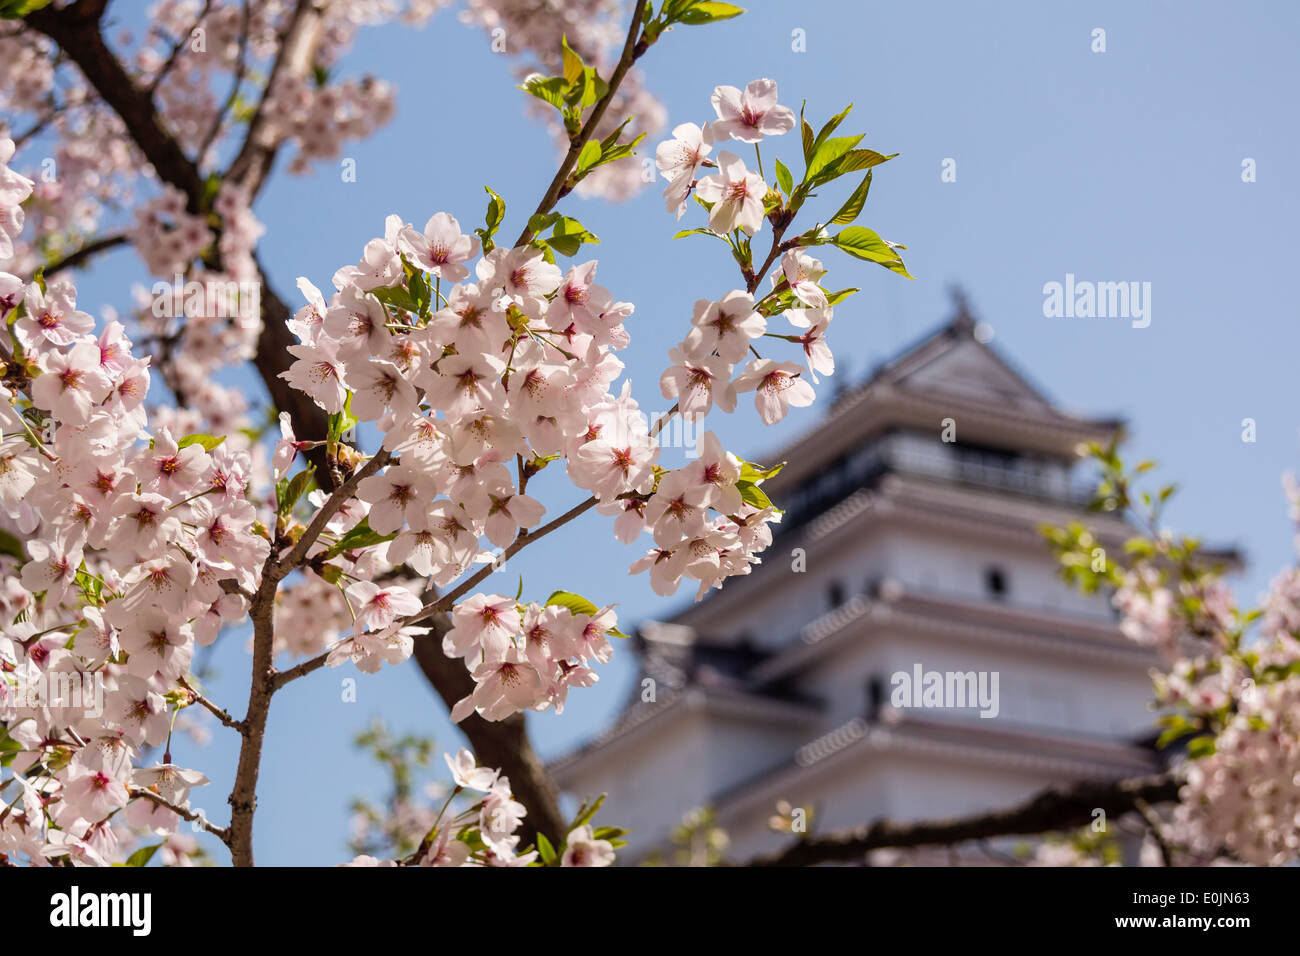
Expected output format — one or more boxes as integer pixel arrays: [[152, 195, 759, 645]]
[[224, 0, 327, 198], [226, 552, 281, 867], [742, 772, 1181, 867], [27, 4, 334, 484], [28, 0, 205, 210]]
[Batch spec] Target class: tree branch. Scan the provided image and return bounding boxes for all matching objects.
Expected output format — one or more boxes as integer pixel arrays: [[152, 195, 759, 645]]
[[223, 0, 328, 199], [145, 0, 214, 96], [513, 0, 650, 247], [178, 676, 243, 733], [741, 772, 1181, 867], [27, 0, 205, 210], [41, 232, 129, 277], [225, 551, 280, 866], [130, 787, 230, 842]]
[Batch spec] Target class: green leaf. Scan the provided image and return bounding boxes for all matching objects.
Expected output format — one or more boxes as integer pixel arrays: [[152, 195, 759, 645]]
[[560, 35, 585, 84], [829, 170, 872, 225], [536, 831, 558, 865], [800, 103, 814, 164], [574, 123, 646, 182], [574, 139, 602, 177], [475, 186, 506, 254], [736, 480, 778, 511], [177, 432, 226, 452], [1186, 735, 1217, 759], [0, 728, 18, 767], [325, 517, 398, 559], [546, 216, 599, 257], [527, 212, 561, 237], [831, 226, 914, 279], [672, 227, 729, 242], [825, 287, 859, 306], [117, 843, 162, 868], [570, 792, 606, 830], [0, 0, 53, 18], [807, 133, 864, 182], [1155, 714, 1200, 749], [674, 1, 745, 24], [0, 528, 25, 562], [773, 157, 794, 195], [277, 465, 317, 516], [740, 459, 785, 482], [371, 284, 421, 315], [821, 149, 896, 180], [521, 73, 569, 110], [811, 103, 854, 157], [408, 270, 431, 316], [546, 590, 600, 617]]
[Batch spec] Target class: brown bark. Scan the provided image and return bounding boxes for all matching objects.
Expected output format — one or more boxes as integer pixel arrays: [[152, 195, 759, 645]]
[[28, 1, 206, 210], [743, 772, 1181, 867]]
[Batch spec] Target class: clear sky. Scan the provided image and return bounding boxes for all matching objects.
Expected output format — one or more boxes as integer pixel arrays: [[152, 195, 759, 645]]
[[60, 0, 1300, 864]]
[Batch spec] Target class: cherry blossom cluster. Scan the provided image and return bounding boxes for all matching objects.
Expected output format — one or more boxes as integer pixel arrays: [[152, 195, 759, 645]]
[[3, 0, 659, 284], [346, 749, 616, 866], [1, 137, 267, 865], [266, 76, 859, 723], [1170, 671, 1300, 865], [439, 597, 612, 721], [1069, 466, 1300, 865], [260, 75, 397, 175], [275, 171, 807, 717]]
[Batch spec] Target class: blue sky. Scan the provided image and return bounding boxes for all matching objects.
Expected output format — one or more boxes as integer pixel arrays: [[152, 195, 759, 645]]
[[53, 0, 1300, 864]]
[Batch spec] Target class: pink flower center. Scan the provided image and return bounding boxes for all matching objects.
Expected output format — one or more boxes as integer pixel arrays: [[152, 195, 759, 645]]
[[724, 179, 751, 202]]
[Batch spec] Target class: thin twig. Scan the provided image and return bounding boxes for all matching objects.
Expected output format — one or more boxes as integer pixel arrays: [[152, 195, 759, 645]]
[[130, 787, 230, 842], [197, 0, 251, 164], [146, 0, 215, 96], [41, 233, 129, 277], [178, 676, 243, 733]]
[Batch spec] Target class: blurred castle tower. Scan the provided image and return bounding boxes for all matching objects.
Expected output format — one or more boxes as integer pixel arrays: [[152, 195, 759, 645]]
[[552, 297, 1164, 863]]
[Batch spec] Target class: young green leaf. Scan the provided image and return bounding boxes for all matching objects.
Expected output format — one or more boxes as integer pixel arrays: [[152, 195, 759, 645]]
[[117, 843, 162, 868], [773, 157, 794, 195], [546, 590, 600, 617], [475, 186, 506, 254], [325, 518, 399, 559], [831, 226, 914, 279], [829, 170, 872, 225], [674, 1, 745, 25]]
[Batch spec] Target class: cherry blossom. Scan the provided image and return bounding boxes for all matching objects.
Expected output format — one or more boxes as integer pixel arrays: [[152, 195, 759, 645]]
[[733, 358, 816, 424], [710, 78, 796, 144], [694, 151, 766, 236]]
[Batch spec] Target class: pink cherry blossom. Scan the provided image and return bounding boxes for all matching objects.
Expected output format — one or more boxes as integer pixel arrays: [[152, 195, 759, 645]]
[[694, 151, 766, 235], [710, 78, 796, 143], [733, 358, 816, 425]]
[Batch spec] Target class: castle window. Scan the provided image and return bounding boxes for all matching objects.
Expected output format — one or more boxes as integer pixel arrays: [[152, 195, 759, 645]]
[[985, 566, 1007, 600]]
